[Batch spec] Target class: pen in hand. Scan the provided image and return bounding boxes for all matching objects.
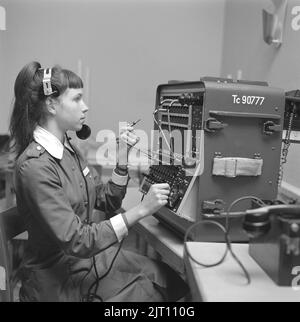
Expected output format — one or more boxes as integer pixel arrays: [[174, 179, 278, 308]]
[[129, 119, 141, 127], [117, 119, 141, 145]]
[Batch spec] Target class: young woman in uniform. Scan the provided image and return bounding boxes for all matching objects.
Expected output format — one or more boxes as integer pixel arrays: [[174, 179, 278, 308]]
[[9, 61, 188, 302]]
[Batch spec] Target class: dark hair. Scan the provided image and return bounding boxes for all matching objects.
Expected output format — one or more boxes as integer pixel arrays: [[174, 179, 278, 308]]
[[9, 61, 83, 158]]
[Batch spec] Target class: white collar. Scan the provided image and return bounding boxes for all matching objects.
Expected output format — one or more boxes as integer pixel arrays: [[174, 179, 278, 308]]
[[33, 125, 73, 160]]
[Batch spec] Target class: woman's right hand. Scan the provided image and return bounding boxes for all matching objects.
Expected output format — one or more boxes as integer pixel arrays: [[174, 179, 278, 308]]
[[139, 183, 170, 218]]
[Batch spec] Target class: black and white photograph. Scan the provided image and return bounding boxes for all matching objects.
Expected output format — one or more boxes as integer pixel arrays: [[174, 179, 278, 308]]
[[0, 0, 300, 306]]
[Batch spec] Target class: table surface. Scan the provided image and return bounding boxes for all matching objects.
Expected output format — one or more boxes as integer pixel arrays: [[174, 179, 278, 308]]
[[184, 242, 300, 302]]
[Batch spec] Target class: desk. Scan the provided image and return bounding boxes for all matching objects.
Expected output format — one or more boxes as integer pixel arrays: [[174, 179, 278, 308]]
[[133, 216, 185, 276], [184, 242, 300, 302]]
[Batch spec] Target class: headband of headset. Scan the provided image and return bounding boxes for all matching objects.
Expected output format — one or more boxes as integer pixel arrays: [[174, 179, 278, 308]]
[[41, 68, 57, 96]]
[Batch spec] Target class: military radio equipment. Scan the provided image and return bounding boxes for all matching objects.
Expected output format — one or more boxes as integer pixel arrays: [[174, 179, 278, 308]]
[[141, 77, 290, 241]]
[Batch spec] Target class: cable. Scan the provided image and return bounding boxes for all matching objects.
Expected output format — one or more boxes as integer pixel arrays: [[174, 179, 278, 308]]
[[184, 195, 267, 285], [153, 99, 179, 162], [130, 144, 185, 165], [153, 113, 173, 154], [225, 196, 266, 232], [129, 145, 199, 177], [66, 135, 102, 301], [78, 258, 95, 300], [89, 256, 101, 301], [167, 107, 172, 162], [224, 196, 266, 284], [183, 220, 229, 268], [66, 135, 91, 223], [84, 239, 124, 302], [223, 196, 267, 285], [183, 219, 251, 284], [167, 100, 178, 164], [78, 239, 120, 301]]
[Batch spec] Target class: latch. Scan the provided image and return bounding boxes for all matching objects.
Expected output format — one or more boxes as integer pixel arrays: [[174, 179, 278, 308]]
[[204, 118, 228, 132], [263, 121, 281, 135], [202, 199, 225, 215]]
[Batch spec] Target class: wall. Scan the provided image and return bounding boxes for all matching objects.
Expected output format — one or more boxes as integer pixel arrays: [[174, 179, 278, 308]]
[[221, 0, 300, 192], [0, 0, 225, 138]]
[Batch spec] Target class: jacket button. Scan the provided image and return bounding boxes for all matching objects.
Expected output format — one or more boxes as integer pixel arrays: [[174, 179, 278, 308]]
[[72, 166, 75, 171], [84, 201, 88, 207], [37, 145, 42, 151], [80, 182, 83, 188]]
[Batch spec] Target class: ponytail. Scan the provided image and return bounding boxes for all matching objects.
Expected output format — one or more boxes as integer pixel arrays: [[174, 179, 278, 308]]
[[9, 61, 84, 158], [9, 61, 46, 158]]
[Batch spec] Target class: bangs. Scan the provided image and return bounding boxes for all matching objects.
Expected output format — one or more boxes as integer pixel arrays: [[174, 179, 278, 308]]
[[62, 69, 83, 89]]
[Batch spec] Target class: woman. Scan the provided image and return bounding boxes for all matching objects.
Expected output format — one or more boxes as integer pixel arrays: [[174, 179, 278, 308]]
[[10, 61, 188, 302]]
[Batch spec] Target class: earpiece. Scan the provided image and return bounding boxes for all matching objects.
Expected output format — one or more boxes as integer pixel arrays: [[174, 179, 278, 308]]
[[243, 211, 271, 238], [242, 204, 300, 238], [42, 68, 57, 96]]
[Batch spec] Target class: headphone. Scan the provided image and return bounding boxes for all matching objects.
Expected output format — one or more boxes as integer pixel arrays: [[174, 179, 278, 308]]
[[42, 68, 58, 97], [41, 67, 91, 140]]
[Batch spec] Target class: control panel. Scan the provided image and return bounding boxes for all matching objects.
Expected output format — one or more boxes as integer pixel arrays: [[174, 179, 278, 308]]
[[139, 165, 192, 212]]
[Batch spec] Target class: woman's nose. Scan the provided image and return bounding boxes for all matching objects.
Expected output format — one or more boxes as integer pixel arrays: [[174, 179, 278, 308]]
[[82, 101, 89, 113]]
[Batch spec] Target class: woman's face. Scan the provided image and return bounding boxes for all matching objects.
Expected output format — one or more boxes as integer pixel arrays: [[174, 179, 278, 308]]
[[55, 88, 88, 132]]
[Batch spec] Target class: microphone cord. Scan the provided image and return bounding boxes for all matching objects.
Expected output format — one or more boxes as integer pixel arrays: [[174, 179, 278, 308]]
[[66, 134, 124, 302], [65, 135, 100, 301]]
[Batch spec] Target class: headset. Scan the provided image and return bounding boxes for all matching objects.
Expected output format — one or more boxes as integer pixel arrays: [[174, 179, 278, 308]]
[[42, 68, 57, 96], [41, 67, 92, 140]]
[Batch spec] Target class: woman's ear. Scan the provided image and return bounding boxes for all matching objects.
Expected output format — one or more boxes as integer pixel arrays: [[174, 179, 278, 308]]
[[45, 97, 57, 116]]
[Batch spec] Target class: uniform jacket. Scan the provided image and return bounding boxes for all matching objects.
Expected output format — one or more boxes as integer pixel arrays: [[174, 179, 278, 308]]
[[15, 137, 128, 268]]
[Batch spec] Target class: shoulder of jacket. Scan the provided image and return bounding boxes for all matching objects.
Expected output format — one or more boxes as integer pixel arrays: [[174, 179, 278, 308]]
[[25, 141, 46, 158]]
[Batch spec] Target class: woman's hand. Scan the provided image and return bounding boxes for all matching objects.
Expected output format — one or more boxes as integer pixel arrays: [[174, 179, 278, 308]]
[[117, 124, 140, 167], [121, 183, 170, 228], [139, 183, 170, 218], [119, 125, 139, 150]]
